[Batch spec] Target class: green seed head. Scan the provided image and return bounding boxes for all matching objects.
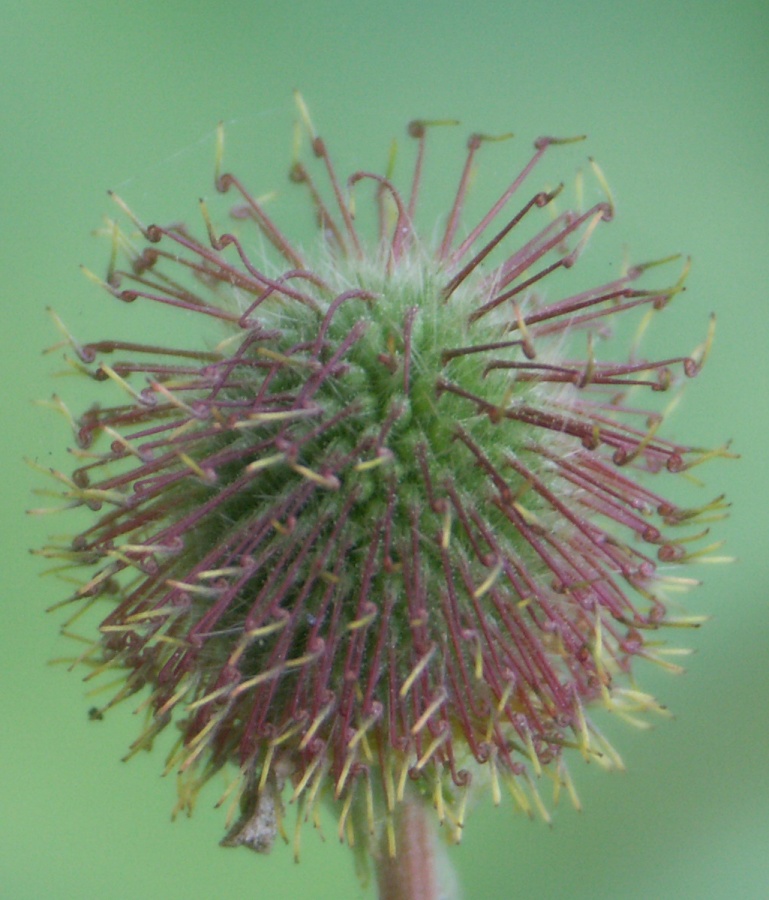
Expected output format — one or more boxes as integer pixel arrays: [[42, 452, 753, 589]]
[[34, 102, 730, 863]]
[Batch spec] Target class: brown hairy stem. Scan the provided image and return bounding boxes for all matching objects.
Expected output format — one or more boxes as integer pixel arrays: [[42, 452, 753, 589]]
[[376, 800, 446, 900]]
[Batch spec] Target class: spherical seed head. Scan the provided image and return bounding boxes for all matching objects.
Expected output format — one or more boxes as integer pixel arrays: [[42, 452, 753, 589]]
[[37, 107, 729, 857]]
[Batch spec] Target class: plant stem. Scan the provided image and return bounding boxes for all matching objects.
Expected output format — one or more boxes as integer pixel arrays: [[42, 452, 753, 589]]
[[375, 799, 455, 900]]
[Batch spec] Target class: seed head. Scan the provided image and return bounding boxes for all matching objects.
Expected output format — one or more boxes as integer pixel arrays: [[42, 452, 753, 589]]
[[35, 99, 729, 862]]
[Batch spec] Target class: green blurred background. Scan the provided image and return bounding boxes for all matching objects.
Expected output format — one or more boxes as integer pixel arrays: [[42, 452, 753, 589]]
[[3, 1, 767, 897]]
